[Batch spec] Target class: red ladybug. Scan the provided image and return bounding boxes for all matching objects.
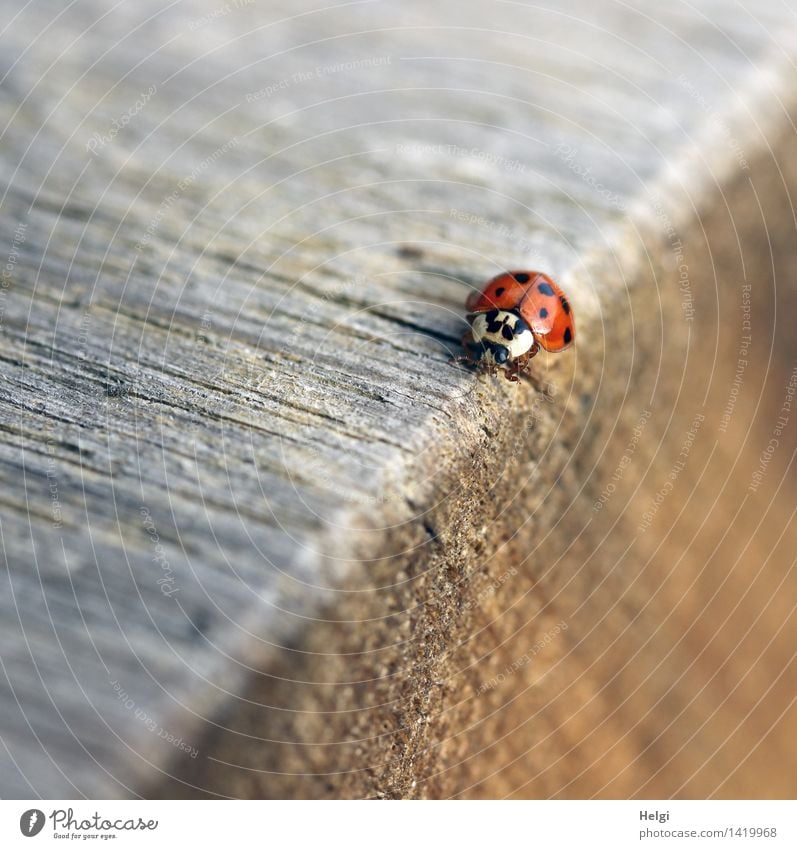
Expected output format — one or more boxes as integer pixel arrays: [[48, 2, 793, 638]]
[[459, 271, 575, 382]]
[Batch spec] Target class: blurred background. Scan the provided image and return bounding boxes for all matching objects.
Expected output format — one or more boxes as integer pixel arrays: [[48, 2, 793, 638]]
[[1, 0, 796, 799]]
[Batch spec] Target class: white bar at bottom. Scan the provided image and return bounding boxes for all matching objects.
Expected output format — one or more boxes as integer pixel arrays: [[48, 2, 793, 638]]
[[1, 800, 795, 848]]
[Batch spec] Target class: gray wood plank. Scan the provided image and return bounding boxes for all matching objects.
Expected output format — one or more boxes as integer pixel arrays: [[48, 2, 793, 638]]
[[1, 0, 795, 797]]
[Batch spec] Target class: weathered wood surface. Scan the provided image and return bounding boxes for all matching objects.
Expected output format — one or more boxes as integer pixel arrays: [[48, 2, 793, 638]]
[[2, 0, 797, 798]]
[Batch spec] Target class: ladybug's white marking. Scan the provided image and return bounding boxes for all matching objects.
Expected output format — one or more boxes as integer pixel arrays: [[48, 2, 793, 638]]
[[469, 309, 534, 367]]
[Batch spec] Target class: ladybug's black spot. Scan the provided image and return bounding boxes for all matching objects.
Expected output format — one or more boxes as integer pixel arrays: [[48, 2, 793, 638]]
[[560, 296, 571, 314], [485, 309, 503, 333], [539, 307, 549, 319], [514, 272, 530, 283], [495, 287, 505, 297], [563, 327, 573, 344], [538, 282, 555, 296], [501, 324, 514, 341]]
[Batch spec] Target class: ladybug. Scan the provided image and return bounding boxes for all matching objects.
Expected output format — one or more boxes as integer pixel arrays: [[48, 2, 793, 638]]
[[458, 270, 575, 382]]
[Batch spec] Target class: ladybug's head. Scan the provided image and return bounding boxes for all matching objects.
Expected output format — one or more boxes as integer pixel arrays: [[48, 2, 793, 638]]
[[467, 309, 534, 368]]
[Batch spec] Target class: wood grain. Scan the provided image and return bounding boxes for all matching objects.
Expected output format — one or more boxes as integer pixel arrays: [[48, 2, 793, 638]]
[[1, 0, 796, 798]]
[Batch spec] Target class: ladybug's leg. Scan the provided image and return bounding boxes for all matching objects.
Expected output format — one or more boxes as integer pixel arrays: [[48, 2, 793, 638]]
[[518, 343, 556, 396], [517, 342, 540, 377], [462, 331, 477, 360], [449, 331, 479, 366], [504, 354, 527, 382]]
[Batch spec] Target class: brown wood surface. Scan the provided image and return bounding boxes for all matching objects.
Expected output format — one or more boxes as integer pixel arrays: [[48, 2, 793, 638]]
[[1, 0, 796, 798]]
